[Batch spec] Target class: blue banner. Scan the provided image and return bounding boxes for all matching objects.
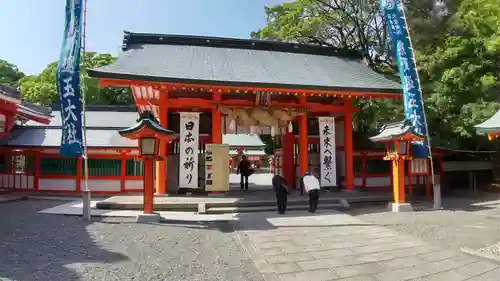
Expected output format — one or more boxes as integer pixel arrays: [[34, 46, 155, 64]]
[[56, 0, 83, 156], [379, 0, 429, 158]]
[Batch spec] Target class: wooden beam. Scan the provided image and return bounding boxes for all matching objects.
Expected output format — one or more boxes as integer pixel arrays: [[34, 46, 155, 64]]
[[98, 78, 402, 99]]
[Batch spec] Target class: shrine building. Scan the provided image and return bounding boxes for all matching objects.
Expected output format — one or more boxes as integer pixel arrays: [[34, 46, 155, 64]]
[[0, 31, 444, 194], [87, 31, 442, 194]]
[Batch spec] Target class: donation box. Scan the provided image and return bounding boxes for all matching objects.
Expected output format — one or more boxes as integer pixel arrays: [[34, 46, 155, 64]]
[[205, 144, 230, 192]]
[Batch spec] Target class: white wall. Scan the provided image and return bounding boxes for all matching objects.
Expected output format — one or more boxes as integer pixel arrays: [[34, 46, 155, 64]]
[[39, 179, 76, 191], [81, 180, 121, 192]]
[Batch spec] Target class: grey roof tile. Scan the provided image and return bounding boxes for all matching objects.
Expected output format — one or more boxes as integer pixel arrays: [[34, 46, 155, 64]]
[[0, 84, 21, 100], [222, 134, 265, 147], [5, 127, 136, 148], [88, 32, 401, 94], [475, 110, 500, 134], [370, 120, 424, 142], [25, 110, 139, 128]]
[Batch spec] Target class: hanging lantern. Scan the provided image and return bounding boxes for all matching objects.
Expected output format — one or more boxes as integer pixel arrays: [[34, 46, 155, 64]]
[[250, 125, 256, 135], [229, 119, 236, 132], [288, 121, 293, 133], [270, 126, 276, 137]]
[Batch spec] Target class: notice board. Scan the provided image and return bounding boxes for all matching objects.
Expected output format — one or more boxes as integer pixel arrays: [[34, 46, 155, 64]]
[[205, 144, 230, 192]]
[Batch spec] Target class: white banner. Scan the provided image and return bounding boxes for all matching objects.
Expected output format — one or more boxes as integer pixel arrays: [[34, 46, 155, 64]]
[[179, 112, 200, 189], [318, 117, 336, 187]]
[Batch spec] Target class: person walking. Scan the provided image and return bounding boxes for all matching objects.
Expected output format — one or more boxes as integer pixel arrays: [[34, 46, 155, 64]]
[[236, 155, 251, 191], [272, 175, 290, 214], [303, 173, 320, 213]]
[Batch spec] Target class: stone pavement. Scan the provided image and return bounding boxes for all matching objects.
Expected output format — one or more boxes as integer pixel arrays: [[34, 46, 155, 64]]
[[236, 211, 500, 281]]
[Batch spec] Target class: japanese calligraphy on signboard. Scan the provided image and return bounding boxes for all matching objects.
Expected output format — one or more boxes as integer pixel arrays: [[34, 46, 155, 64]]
[[318, 117, 336, 187], [56, 0, 83, 156], [379, 0, 429, 158], [179, 112, 200, 189]]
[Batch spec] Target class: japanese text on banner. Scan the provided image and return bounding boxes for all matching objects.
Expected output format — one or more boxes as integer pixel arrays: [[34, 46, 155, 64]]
[[379, 0, 429, 158], [56, 0, 83, 156], [318, 117, 336, 187], [179, 112, 200, 189]]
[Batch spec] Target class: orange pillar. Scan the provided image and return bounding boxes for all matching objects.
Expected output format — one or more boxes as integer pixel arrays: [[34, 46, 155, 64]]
[[344, 100, 354, 191], [282, 130, 295, 188], [143, 158, 155, 214], [426, 159, 431, 199], [392, 159, 406, 203], [212, 93, 222, 144], [299, 115, 308, 182], [155, 90, 168, 194], [408, 161, 413, 195], [33, 151, 40, 191]]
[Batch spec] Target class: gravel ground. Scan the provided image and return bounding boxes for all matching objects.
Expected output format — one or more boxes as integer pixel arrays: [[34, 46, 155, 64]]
[[0, 200, 264, 281], [346, 199, 500, 252]]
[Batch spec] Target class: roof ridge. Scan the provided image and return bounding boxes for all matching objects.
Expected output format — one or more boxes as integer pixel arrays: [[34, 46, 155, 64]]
[[48, 104, 137, 112], [121, 31, 363, 59]]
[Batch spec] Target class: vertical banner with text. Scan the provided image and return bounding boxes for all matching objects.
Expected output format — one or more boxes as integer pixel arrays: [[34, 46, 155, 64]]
[[179, 112, 200, 189], [56, 0, 83, 156], [379, 0, 429, 158], [318, 117, 336, 187]]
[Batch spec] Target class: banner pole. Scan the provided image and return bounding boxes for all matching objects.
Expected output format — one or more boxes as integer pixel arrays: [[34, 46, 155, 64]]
[[81, 0, 91, 220], [399, 3, 440, 209]]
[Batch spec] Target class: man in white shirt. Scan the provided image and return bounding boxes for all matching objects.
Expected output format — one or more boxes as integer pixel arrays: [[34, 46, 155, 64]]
[[303, 173, 320, 213]]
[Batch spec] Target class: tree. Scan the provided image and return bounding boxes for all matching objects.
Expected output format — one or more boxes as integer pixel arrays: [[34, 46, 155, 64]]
[[19, 52, 133, 105], [421, 0, 500, 149], [0, 59, 24, 87], [252, 0, 393, 71], [253, 0, 499, 150], [252, 0, 408, 133]]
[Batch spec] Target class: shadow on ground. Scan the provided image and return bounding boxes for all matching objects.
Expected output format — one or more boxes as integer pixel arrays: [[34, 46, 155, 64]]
[[0, 200, 128, 281], [345, 191, 500, 216]]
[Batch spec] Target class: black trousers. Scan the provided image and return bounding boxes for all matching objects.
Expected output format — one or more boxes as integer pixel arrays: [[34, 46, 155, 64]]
[[276, 191, 288, 214], [308, 189, 320, 213], [240, 174, 249, 190]]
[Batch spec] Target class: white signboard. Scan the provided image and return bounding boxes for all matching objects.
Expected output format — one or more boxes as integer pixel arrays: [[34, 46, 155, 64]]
[[318, 117, 336, 187], [179, 112, 200, 189]]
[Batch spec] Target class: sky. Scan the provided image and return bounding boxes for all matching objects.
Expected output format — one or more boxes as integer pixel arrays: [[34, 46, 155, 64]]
[[0, 0, 286, 75]]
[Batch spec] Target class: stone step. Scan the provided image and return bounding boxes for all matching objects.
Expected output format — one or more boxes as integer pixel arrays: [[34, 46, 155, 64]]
[[206, 203, 347, 214], [205, 197, 352, 208]]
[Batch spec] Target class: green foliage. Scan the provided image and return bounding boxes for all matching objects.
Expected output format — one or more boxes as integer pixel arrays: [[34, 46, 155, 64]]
[[253, 0, 500, 150], [18, 52, 133, 105], [0, 59, 24, 87], [420, 0, 500, 148]]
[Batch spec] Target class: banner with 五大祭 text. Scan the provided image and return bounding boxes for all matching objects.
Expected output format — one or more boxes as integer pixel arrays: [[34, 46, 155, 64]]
[[56, 0, 84, 156], [179, 112, 200, 189], [318, 117, 336, 187], [379, 0, 429, 158]]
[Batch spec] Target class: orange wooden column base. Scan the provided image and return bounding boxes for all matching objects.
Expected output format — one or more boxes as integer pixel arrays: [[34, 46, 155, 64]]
[[392, 159, 405, 204], [156, 91, 168, 195], [282, 131, 295, 188], [343, 104, 354, 191], [144, 158, 155, 214], [299, 115, 308, 178], [212, 93, 222, 144]]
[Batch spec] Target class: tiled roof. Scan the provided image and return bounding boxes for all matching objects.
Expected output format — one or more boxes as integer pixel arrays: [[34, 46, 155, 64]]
[[0, 84, 21, 100], [8, 109, 267, 148], [25, 110, 139, 128], [88, 31, 401, 94], [5, 127, 136, 148], [369, 120, 425, 142], [475, 110, 500, 134], [223, 134, 265, 147]]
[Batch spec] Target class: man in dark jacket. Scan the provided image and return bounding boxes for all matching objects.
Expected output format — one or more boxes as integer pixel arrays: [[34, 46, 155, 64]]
[[236, 155, 251, 190], [272, 175, 291, 214]]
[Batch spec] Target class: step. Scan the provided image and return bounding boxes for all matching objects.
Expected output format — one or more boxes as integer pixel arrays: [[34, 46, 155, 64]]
[[206, 197, 350, 208], [206, 203, 348, 214]]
